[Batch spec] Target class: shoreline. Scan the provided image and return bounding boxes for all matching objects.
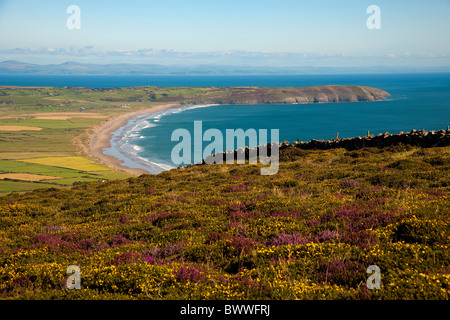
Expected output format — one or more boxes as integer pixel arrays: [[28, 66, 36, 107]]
[[89, 103, 181, 176]]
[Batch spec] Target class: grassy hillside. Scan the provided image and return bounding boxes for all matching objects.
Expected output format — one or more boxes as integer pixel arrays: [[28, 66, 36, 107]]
[[0, 85, 389, 195], [0, 144, 448, 299]]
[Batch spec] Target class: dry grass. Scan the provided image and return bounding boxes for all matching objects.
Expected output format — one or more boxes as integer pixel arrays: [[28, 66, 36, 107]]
[[0, 113, 106, 121], [0, 126, 43, 131], [0, 173, 61, 181], [34, 113, 106, 120]]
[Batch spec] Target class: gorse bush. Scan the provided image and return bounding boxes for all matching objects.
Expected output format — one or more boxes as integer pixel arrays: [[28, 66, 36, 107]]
[[0, 146, 449, 300]]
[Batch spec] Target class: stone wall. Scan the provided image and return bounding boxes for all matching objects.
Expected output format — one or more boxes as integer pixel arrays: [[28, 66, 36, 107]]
[[287, 127, 450, 151], [193, 127, 450, 167]]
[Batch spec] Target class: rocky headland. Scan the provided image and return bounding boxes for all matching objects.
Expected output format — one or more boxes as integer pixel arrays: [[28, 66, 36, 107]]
[[179, 85, 390, 105]]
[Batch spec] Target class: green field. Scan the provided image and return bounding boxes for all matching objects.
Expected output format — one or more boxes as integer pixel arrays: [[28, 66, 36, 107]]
[[0, 158, 129, 191], [0, 85, 236, 194], [0, 86, 166, 194], [19, 156, 110, 171]]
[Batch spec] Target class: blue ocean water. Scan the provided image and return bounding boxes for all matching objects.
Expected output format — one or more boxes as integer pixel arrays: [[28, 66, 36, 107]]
[[1, 73, 449, 173], [110, 73, 450, 173], [1, 73, 449, 89]]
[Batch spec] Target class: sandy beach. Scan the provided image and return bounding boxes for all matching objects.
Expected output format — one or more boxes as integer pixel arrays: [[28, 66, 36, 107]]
[[89, 103, 181, 175]]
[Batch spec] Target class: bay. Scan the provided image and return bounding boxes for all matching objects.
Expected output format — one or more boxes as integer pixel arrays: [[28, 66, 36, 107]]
[[1, 73, 449, 173], [117, 73, 450, 173]]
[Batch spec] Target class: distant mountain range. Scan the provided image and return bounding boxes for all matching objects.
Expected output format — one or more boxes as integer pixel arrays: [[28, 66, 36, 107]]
[[1, 60, 449, 75]]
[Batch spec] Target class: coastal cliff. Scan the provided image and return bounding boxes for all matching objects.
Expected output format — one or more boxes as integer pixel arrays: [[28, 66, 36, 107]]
[[179, 85, 390, 105]]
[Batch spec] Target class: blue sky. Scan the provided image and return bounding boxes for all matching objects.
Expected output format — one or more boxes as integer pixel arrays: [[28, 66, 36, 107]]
[[0, 0, 449, 67]]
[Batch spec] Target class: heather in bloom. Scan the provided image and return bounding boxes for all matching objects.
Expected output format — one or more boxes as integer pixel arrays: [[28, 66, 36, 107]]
[[314, 258, 366, 287], [107, 234, 131, 247], [174, 265, 205, 282], [230, 235, 257, 254], [0, 144, 448, 300], [225, 183, 250, 192], [266, 232, 309, 246], [112, 251, 140, 265], [316, 230, 340, 243], [322, 199, 399, 231]]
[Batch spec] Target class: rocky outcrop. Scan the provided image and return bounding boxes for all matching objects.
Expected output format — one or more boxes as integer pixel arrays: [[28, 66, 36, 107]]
[[278, 86, 389, 104], [288, 128, 450, 151], [187, 127, 450, 168]]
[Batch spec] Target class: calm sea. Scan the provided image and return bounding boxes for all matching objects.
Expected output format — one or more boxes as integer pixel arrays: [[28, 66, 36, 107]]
[[1, 73, 450, 173]]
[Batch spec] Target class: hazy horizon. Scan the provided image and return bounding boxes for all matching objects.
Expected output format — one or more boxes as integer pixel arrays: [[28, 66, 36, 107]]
[[1, 0, 450, 68]]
